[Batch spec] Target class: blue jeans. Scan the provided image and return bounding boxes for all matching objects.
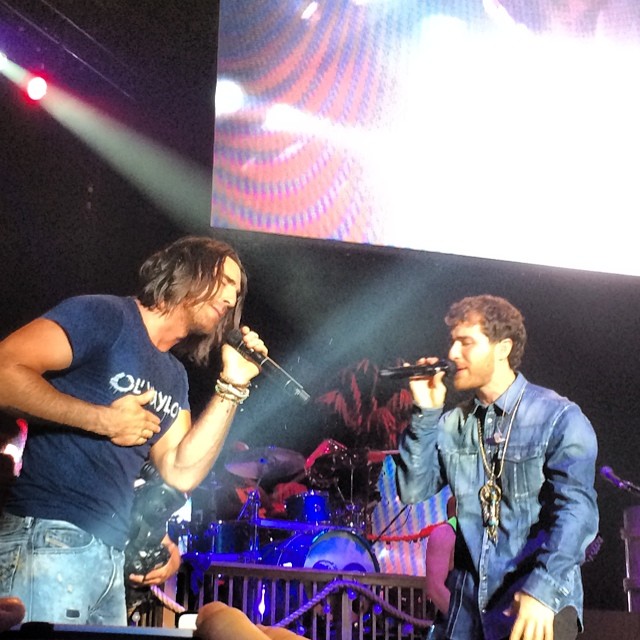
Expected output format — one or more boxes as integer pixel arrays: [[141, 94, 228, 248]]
[[0, 512, 127, 625]]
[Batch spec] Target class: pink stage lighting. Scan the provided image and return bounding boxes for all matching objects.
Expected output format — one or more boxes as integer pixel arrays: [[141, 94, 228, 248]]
[[26, 75, 48, 101]]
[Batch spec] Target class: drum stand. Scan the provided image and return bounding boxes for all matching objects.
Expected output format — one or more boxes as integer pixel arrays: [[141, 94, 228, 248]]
[[237, 487, 262, 563], [331, 466, 368, 533]]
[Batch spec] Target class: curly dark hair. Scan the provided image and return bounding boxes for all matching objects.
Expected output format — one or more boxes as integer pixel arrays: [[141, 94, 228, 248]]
[[444, 295, 526, 369], [137, 236, 247, 365]]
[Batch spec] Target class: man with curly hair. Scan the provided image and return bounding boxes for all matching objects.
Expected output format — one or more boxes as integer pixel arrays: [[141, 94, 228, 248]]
[[397, 295, 598, 640]]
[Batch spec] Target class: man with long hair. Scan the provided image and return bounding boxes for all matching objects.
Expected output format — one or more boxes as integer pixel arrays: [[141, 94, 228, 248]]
[[0, 235, 267, 625], [397, 295, 598, 640]]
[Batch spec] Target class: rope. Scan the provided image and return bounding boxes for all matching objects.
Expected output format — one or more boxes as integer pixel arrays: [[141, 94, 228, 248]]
[[273, 578, 433, 630], [149, 579, 432, 629], [150, 585, 186, 614], [150, 578, 432, 634], [148, 579, 432, 631]]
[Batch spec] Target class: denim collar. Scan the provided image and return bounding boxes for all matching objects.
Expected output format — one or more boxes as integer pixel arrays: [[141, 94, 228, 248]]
[[463, 371, 528, 420]]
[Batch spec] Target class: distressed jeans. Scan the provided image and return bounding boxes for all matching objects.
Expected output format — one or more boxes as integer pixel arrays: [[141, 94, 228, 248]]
[[0, 512, 127, 625]]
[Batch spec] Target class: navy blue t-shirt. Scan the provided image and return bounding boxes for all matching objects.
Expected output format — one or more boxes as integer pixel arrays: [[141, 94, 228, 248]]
[[5, 295, 190, 549]]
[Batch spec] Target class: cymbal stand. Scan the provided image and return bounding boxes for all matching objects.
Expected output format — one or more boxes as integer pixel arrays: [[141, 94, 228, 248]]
[[331, 474, 362, 532], [346, 465, 364, 532], [237, 485, 262, 563], [332, 477, 348, 507], [344, 461, 374, 534]]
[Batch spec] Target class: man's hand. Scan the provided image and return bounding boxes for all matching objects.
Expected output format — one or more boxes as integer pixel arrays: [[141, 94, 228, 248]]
[[409, 357, 448, 409], [0, 596, 26, 631], [128, 537, 181, 587], [100, 389, 161, 446], [508, 592, 554, 640], [220, 326, 267, 386]]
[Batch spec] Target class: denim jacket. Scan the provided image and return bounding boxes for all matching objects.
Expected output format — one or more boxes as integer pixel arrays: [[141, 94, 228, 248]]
[[397, 373, 598, 640]]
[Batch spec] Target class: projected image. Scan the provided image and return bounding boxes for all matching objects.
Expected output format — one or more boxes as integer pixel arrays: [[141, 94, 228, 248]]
[[212, 1, 640, 276]]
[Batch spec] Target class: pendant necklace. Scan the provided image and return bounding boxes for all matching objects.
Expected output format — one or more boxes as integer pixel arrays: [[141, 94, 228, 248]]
[[477, 383, 526, 543]]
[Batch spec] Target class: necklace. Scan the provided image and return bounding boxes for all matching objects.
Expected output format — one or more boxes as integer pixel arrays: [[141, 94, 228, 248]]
[[477, 382, 526, 543]]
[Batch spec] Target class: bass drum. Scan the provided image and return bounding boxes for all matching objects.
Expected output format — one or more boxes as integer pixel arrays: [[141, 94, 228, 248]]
[[258, 529, 379, 626], [261, 528, 379, 573]]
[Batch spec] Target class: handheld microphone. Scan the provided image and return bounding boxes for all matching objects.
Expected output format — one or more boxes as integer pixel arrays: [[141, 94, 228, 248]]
[[379, 359, 456, 380], [226, 329, 310, 404], [599, 466, 640, 495]]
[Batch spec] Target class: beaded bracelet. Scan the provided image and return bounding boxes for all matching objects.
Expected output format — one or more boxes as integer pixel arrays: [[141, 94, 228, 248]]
[[215, 389, 246, 406], [219, 376, 250, 390], [215, 378, 250, 405]]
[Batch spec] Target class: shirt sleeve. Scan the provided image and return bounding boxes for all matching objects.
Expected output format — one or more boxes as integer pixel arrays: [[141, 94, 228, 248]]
[[521, 402, 599, 611], [42, 296, 125, 366], [396, 407, 446, 504]]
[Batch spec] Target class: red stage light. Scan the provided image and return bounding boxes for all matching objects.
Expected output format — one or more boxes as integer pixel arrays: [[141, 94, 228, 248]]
[[26, 75, 47, 100]]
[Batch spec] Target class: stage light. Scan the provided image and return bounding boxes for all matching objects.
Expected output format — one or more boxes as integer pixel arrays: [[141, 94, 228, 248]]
[[301, 2, 318, 20], [0, 52, 8, 72], [26, 75, 47, 101], [215, 78, 245, 116]]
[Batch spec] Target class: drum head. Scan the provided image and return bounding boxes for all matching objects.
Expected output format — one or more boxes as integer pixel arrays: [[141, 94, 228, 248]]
[[261, 529, 379, 573], [257, 529, 378, 626], [260, 532, 314, 567], [305, 529, 379, 573]]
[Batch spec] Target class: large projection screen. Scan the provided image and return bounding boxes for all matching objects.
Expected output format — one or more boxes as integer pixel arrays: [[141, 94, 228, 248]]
[[211, 1, 640, 277]]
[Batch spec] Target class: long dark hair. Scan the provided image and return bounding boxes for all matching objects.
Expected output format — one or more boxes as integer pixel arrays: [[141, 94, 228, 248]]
[[137, 236, 247, 365]]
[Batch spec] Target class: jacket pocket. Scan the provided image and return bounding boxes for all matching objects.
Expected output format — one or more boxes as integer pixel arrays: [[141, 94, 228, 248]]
[[502, 442, 545, 500], [440, 449, 482, 499]]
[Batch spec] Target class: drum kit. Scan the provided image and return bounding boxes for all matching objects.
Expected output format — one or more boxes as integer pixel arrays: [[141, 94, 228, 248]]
[[178, 442, 397, 574]]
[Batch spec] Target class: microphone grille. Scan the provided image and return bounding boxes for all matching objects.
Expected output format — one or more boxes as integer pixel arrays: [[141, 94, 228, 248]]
[[225, 328, 243, 346], [443, 359, 457, 374]]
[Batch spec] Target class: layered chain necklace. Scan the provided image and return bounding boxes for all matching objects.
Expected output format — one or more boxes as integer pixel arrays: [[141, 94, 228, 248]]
[[477, 382, 526, 543]]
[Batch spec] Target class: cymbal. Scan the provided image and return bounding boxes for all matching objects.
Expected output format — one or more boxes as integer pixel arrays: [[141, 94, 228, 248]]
[[366, 449, 399, 464], [311, 449, 398, 477], [304, 438, 348, 470], [312, 450, 366, 475], [225, 445, 306, 481]]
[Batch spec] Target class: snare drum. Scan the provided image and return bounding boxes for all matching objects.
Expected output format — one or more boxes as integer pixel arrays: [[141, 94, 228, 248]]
[[202, 520, 251, 554], [200, 520, 289, 557], [284, 491, 331, 524]]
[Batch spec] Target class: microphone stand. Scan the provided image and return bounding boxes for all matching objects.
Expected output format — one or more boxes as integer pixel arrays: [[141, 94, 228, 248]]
[[618, 483, 640, 497], [370, 504, 410, 545], [601, 466, 640, 497]]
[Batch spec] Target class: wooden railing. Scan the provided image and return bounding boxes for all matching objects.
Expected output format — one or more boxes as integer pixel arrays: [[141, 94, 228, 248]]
[[165, 559, 434, 640]]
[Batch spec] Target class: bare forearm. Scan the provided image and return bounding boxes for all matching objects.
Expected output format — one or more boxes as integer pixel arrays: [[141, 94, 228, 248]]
[[0, 364, 160, 447], [0, 318, 160, 446], [152, 330, 267, 491], [153, 394, 238, 492], [0, 364, 104, 432]]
